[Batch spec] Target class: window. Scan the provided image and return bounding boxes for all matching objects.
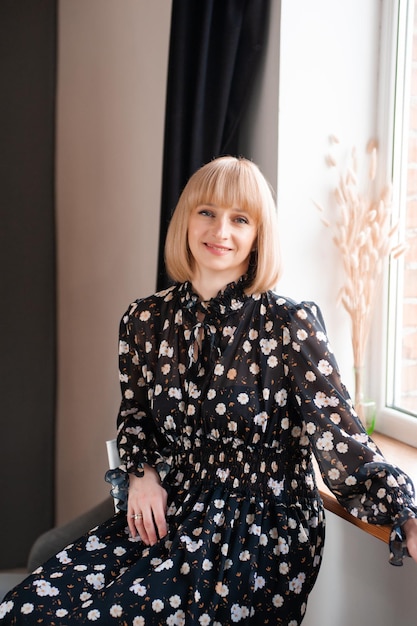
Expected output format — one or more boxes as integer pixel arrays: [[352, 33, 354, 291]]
[[375, 0, 417, 446]]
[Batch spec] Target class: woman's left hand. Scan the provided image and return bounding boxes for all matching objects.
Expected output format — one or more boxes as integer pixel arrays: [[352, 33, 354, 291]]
[[403, 517, 417, 563]]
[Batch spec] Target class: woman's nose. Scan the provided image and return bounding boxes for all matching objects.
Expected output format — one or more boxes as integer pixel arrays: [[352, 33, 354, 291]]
[[212, 216, 229, 238]]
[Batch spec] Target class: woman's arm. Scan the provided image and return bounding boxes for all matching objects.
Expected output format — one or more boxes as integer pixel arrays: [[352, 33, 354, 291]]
[[284, 300, 417, 564]]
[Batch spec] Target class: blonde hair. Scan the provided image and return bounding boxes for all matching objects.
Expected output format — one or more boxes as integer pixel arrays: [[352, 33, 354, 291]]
[[164, 156, 282, 294]]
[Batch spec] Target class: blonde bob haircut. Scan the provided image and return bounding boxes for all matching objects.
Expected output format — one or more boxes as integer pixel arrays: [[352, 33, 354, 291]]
[[164, 156, 282, 294]]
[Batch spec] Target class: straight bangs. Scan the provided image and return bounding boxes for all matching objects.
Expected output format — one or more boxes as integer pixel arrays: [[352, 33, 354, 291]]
[[184, 158, 266, 226]]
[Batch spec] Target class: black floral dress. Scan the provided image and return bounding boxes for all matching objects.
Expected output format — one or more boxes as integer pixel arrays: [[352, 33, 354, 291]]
[[1, 279, 416, 626]]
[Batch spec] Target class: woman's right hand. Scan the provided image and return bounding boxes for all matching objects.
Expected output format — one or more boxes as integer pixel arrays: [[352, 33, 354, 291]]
[[127, 465, 168, 545]]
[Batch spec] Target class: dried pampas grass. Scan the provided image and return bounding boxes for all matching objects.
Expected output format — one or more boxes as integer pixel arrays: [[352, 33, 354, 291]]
[[316, 137, 406, 423]]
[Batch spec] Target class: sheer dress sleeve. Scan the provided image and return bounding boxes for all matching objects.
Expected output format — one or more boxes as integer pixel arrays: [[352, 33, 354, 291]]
[[105, 301, 171, 508], [283, 300, 417, 564]]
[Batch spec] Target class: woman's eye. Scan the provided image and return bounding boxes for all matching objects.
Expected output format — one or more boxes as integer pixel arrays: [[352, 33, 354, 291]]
[[198, 209, 213, 217], [234, 216, 249, 224]]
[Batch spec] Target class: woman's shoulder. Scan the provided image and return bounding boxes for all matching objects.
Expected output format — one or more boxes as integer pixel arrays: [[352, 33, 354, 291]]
[[263, 291, 324, 324], [122, 284, 179, 320], [263, 290, 317, 311]]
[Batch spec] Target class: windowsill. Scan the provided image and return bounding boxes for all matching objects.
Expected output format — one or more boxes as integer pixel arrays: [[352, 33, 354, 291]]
[[314, 431, 417, 543]]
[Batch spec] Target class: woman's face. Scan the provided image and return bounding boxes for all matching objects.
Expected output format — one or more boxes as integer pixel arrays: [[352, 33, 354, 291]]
[[187, 203, 258, 285]]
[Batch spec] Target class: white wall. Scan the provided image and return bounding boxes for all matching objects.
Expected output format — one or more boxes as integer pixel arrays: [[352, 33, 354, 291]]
[[56, 0, 171, 523], [304, 510, 417, 626], [276, 0, 381, 389]]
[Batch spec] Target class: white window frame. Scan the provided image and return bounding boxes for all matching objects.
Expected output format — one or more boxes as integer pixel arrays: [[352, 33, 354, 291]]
[[369, 0, 417, 448]]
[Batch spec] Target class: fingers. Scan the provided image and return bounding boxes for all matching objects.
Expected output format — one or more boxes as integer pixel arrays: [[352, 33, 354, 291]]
[[127, 467, 168, 545], [141, 506, 168, 546], [127, 511, 140, 538], [128, 492, 168, 546], [128, 507, 168, 545]]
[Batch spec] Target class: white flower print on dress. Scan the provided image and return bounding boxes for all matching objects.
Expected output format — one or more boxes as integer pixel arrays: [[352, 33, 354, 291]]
[[166, 611, 185, 625], [86, 535, 106, 551], [215, 582, 229, 597], [129, 580, 147, 596], [273, 594, 284, 608], [317, 359, 333, 376], [328, 468, 340, 481], [237, 392, 249, 404], [254, 411, 269, 431], [119, 340, 129, 354], [0, 601, 14, 618], [345, 475, 357, 486], [152, 600, 164, 613], [109, 604, 123, 617], [159, 340, 174, 357], [313, 391, 339, 409], [169, 595, 181, 608], [283, 326, 291, 345], [275, 389, 288, 406], [86, 573, 105, 590], [154, 559, 174, 572], [56, 549, 72, 564], [139, 310, 151, 321], [33, 580, 59, 597], [296, 329, 308, 342], [180, 535, 203, 552], [260, 337, 277, 355], [316, 431, 334, 451], [254, 575, 266, 590], [289, 572, 306, 594], [231, 604, 250, 622]]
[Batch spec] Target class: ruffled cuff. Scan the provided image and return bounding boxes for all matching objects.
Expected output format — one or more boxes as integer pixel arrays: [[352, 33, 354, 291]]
[[104, 449, 174, 512], [389, 507, 415, 566], [105, 467, 129, 511]]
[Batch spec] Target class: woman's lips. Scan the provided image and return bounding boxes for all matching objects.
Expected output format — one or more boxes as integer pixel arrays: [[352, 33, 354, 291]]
[[204, 242, 231, 254]]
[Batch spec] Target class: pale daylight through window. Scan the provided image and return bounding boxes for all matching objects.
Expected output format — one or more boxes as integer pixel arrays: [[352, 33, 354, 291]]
[[387, 0, 417, 417]]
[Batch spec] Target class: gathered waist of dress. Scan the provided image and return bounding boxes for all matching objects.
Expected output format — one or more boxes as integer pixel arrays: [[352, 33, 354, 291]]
[[166, 439, 319, 499]]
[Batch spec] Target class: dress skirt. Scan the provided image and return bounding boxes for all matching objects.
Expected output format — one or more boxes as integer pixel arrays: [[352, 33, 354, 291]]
[[0, 449, 325, 626]]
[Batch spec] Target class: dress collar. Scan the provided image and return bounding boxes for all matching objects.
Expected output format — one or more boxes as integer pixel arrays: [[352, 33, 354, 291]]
[[179, 276, 250, 319]]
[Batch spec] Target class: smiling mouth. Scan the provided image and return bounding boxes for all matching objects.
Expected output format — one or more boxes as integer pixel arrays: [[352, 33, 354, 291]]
[[205, 243, 232, 252]]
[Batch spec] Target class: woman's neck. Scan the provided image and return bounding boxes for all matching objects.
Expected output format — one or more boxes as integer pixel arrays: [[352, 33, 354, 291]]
[[191, 270, 240, 301]]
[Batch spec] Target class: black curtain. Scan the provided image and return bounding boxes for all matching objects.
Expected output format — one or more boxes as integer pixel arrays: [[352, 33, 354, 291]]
[[157, 0, 270, 290], [0, 1, 57, 567]]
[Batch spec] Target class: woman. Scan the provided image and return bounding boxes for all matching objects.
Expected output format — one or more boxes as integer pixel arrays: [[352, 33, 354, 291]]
[[1, 156, 417, 625]]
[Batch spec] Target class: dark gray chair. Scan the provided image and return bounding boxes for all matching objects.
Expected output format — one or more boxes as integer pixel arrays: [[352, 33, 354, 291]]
[[0, 440, 120, 601]]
